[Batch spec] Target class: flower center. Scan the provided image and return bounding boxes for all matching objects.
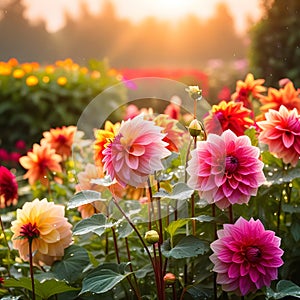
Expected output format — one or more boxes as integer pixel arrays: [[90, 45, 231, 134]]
[[245, 246, 262, 263], [20, 222, 40, 240], [215, 111, 226, 123], [57, 134, 67, 144], [225, 155, 239, 173]]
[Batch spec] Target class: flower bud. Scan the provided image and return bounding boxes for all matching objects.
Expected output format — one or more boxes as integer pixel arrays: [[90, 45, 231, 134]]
[[185, 86, 202, 101], [144, 230, 159, 244], [188, 119, 205, 137], [163, 273, 176, 284]]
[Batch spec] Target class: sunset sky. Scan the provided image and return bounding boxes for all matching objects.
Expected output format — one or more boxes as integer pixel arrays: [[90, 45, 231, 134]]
[[23, 0, 262, 33]]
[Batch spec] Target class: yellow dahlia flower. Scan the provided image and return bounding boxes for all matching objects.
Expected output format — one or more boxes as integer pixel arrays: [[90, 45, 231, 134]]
[[11, 198, 72, 266]]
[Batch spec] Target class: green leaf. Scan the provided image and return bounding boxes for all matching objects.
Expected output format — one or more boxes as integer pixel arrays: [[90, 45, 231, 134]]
[[266, 280, 300, 299], [52, 245, 90, 283], [282, 204, 300, 214], [264, 166, 300, 185], [153, 182, 194, 200], [244, 127, 258, 146], [117, 221, 133, 238], [73, 214, 113, 236], [192, 215, 214, 223], [4, 278, 79, 299], [80, 269, 130, 295], [165, 219, 189, 239], [135, 264, 153, 278], [161, 235, 209, 259], [262, 151, 283, 167], [68, 190, 105, 209]]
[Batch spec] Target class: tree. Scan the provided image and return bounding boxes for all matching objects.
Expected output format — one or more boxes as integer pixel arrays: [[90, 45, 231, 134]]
[[250, 0, 300, 87]]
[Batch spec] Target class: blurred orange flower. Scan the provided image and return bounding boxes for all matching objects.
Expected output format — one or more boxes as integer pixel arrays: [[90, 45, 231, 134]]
[[0, 62, 11, 76], [12, 69, 25, 79], [259, 82, 300, 116], [94, 121, 120, 166], [204, 101, 254, 136], [11, 198, 72, 266], [26, 75, 39, 87], [231, 73, 266, 109], [56, 76, 67, 86], [19, 142, 62, 186], [41, 126, 76, 159]]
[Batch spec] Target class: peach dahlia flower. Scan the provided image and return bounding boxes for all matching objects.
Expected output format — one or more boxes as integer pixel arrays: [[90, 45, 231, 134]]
[[11, 198, 72, 266], [41, 125, 76, 159], [19, 142, 62, 186]]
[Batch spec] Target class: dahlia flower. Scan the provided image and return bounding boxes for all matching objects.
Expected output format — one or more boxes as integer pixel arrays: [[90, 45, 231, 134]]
[[102, 114, 171, 187], [11, 198, 72, 266], [210, 217, 284, 296], [232, 73, 266, 109], [94, 120, 120, 166], [0, 166, 18, 208], [259, 82, 300, 116], [203, 101, 254, 136], [19, 142, 62, 186], [41, 125, 76, 159], [187, 130, 265, 209], [75, 163, 109, 219], [257, 105, 300, 166], [154, 114, 185, 152]]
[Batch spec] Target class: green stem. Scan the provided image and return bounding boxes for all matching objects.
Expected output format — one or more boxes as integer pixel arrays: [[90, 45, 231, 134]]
[[0, 216, 11, 277], [125, 238, 141, 300], [212, 204, 218, 300], [111, 227, 121, 264], [112, 198, 163, 300], [28, 240, 36, 300]]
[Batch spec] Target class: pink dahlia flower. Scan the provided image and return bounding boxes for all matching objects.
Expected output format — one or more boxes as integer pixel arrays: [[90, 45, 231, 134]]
[[187, 130, 265, 209], [257, 105, 300, 167], [210, 217, 284, 296], [103, 114, 171, 187]]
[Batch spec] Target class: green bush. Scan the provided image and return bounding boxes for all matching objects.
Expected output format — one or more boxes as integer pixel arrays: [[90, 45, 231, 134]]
[[0, 58, 125, 154]]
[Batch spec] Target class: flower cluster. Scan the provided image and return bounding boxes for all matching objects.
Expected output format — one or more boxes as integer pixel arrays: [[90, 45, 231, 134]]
[[3, 72, 300, 300]]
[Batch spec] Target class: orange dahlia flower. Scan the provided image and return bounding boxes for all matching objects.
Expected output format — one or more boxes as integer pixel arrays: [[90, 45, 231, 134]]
[[19, 142, 62, 186], [203, 101, 254, 136], [41, 125, 76, 159], [94, 121, 120, 166], [259, 82, 300, 116], [11, 198, 72, 266], [232, 73, 266, 109]]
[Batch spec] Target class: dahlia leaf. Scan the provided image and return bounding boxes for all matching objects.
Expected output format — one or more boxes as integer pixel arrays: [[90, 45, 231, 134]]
[[162, 235, 209, 259], [4, 278, 79, 298], [245, 127, 258, 146], [165, 219, 189, 239], [68, 190, 105, 209], [80, 269, 130, 295], [73, 213, 113, 236], [266, 280, 300, 299], [153, 182, 194, 200], [52, 245, 90, 283], [117, 220, 133, 238]]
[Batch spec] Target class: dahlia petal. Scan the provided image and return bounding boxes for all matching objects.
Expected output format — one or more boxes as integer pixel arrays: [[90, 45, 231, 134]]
[[239, 276, 252, 295], [282, 132, 294, 148], [228, 263, 240, 279], [249, 267, 260, 283]]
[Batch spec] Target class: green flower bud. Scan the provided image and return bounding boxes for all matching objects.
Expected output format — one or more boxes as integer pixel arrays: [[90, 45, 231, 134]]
[[185, 86, 202, 101], [188, 119, 205, 137], [144, 230, 159, 244]]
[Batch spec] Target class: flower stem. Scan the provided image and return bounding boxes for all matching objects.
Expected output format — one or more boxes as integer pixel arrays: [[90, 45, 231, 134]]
[[112, 198, 163, 299], [228, 205, 234, 224], [111, 227, 120, 264], [28, 240, 36, 300], [212, 204, 218, 300], [0, 216, 11, 277], [125, 237, 141, 299]]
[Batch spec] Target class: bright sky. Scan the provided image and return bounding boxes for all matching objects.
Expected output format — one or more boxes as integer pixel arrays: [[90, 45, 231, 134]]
[[23, 0, 262, 33]]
